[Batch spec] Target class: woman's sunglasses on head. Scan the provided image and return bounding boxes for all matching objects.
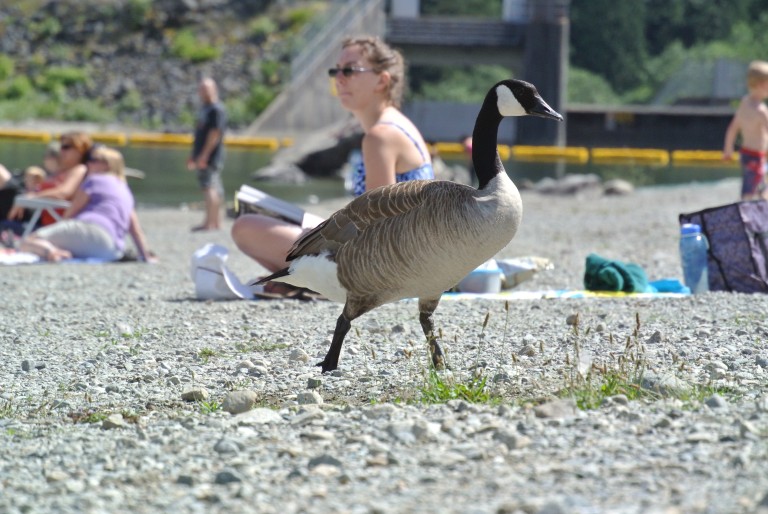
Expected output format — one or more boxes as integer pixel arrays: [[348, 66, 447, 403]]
[[328, 66, 374, 78]]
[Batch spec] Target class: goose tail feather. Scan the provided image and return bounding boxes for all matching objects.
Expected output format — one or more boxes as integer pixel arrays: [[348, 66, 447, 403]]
[[252, 267, 290, 286]]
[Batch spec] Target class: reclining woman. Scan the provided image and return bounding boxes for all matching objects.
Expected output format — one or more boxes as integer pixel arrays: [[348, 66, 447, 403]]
[[232, 35, 434, 277], [6, 132, 92, 227], [20, 146, 155, 262]]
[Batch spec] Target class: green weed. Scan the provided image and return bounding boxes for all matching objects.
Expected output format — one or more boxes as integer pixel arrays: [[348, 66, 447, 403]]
[[198, 400, 221, 415], [198, 347, 217, 363], [418, 369, 492, 404], [69, 410, 108, 424], [561, 312, 742, 410], [0, 398, 15, 418]]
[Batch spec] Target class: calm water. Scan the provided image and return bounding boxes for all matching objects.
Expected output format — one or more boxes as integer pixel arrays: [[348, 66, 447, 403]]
[[0, 140, 740, 206]]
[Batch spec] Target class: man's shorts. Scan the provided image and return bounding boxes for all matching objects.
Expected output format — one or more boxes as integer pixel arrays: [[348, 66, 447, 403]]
[[196, 165, 224, 196], [739, 148, 767, 197]]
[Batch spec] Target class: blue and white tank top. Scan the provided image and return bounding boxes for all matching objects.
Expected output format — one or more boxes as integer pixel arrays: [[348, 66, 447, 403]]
[[351, 122, 434, 197]]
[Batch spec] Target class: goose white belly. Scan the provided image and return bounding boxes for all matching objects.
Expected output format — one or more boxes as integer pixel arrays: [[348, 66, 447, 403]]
[[280, 252, 347, 303]]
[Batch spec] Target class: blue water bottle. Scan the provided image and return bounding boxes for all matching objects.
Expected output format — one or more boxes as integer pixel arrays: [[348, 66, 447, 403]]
[[679, 223, 709, 294]]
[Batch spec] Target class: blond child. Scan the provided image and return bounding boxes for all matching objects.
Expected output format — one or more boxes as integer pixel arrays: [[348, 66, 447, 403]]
[[23, 166, 46, 192], [723, 60, 768, 200]]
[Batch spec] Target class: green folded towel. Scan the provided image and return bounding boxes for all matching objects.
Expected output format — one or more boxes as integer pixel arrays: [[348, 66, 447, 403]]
[[584, 253, 650, 293]]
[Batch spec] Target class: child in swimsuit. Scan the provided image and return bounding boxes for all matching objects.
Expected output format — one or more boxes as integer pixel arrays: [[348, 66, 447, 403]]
[[723, 60, 768, 200]]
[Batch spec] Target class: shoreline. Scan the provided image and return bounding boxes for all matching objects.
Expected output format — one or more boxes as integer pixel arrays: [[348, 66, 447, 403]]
[[3, 178, 768, 513]]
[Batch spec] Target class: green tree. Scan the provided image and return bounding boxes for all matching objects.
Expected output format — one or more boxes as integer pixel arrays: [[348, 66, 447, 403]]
[[570, 0, 648, 93], [420, 0, 500, 17]]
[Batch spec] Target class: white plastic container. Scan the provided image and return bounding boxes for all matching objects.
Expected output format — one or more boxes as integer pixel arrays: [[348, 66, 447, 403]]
[[457, 268, 503, 294]]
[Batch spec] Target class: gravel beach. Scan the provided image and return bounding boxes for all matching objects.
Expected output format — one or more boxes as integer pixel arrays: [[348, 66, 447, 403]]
[[2, 177, 768, 514]]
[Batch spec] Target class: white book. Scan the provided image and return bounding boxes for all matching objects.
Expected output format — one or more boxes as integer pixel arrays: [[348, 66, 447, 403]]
[[235, 184, 306, 226]]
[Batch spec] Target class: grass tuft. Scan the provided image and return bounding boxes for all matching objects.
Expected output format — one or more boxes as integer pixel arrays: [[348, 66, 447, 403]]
[[198, 399, 221, 414], [418, 369, 492, 404]]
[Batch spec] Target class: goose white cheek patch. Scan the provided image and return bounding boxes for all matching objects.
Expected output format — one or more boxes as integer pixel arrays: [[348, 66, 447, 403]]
[[497, 86, 526, 116]]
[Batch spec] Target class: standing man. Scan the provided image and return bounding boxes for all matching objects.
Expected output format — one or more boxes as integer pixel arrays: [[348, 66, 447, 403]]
[[187, 77, 227, 231]]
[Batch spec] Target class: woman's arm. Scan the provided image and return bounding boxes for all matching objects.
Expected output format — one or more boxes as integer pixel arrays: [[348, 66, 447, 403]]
[[35, 165, 87, 200], [128, 210, 157, 263], [362, 126, 398, 191], [63, 188, 89, 218], [0, 164, 12, 188]]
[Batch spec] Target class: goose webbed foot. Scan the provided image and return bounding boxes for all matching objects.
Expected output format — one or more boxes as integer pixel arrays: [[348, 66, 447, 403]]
[[316, 359, 338, 374], [428, 336, 447, 370]]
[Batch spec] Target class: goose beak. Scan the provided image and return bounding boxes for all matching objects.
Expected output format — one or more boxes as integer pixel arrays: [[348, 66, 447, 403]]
[[529, 96, 563, 121]]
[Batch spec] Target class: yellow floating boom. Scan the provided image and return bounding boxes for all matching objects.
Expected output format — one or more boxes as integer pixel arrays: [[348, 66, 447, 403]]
[[591, 148, 670, 165], [128, 132, 193, 146], [672, 150, 737, 167], [0, 128, 51, 142], [512, 145, 589, 163], [223, 136, 280, 150]]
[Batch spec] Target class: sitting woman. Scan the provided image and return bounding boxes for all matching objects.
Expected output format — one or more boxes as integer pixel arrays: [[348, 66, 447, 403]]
[[20, 146, 155, 262], [7, 131, 92, 227], [231, 35, 434, 273]]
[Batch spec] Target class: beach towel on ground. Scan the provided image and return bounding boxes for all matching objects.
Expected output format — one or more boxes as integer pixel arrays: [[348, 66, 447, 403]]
[[584, 253, 651, 293]]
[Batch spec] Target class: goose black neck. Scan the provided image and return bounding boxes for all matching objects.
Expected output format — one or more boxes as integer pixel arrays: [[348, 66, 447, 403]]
[[472, 93, 505, 190]]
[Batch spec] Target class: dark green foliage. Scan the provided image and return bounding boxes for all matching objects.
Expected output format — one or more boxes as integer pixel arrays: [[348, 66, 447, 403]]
[[410, 65, 512, 102], [569, 0, 766, 101], [570, 0, 648, 93], [0, 55, 14, 81], [420, 0, 501, 17], [170, 29, 221, 63]]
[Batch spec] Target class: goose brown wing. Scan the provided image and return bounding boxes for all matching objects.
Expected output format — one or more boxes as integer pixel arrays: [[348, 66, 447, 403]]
[[286, 180, 446, 260]]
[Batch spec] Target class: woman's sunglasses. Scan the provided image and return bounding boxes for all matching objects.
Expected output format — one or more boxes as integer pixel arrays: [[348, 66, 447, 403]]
[[327, 66, 374, 78]]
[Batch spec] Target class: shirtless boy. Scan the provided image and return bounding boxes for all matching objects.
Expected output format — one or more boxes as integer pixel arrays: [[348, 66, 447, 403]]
[[723, 60, 768, 200]]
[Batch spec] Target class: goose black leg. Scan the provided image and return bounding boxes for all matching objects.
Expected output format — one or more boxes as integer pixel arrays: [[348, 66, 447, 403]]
[[317, 299, 375, 373], [418, 297, 445, 369], [317, 313, 351, 373]]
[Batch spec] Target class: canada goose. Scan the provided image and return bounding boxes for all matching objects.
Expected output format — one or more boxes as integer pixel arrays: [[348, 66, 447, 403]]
[[256, 79, 562, 373]]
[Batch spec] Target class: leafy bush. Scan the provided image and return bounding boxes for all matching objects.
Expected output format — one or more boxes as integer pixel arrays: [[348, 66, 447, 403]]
[[282, 3, 326, 32], [170, 29, 221, 63], [177, 108, 196, 130], [567, 67, 620, 104], [260, 60, 283, 85], [0, 98, 39, 120], [28, 17, 61, 41], [411, 65, 511, 103], [59, 98, 114, 122], [249, 15, 277, 43], [421, 0, 501, 17], [0, 55, 14, 81], [116, 89, 143, 114], [124, 0, 152, 30], [246, 83, 277, 116], [224, 97, 251, 128], [37, 66, 90, 92], [2, 76, 34, 100]]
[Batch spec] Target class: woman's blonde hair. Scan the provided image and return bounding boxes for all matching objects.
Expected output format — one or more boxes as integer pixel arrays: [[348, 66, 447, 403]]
[[747, 60, 768, 88], [342, 36, 406, 108], [90, 146, 126, 182]]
